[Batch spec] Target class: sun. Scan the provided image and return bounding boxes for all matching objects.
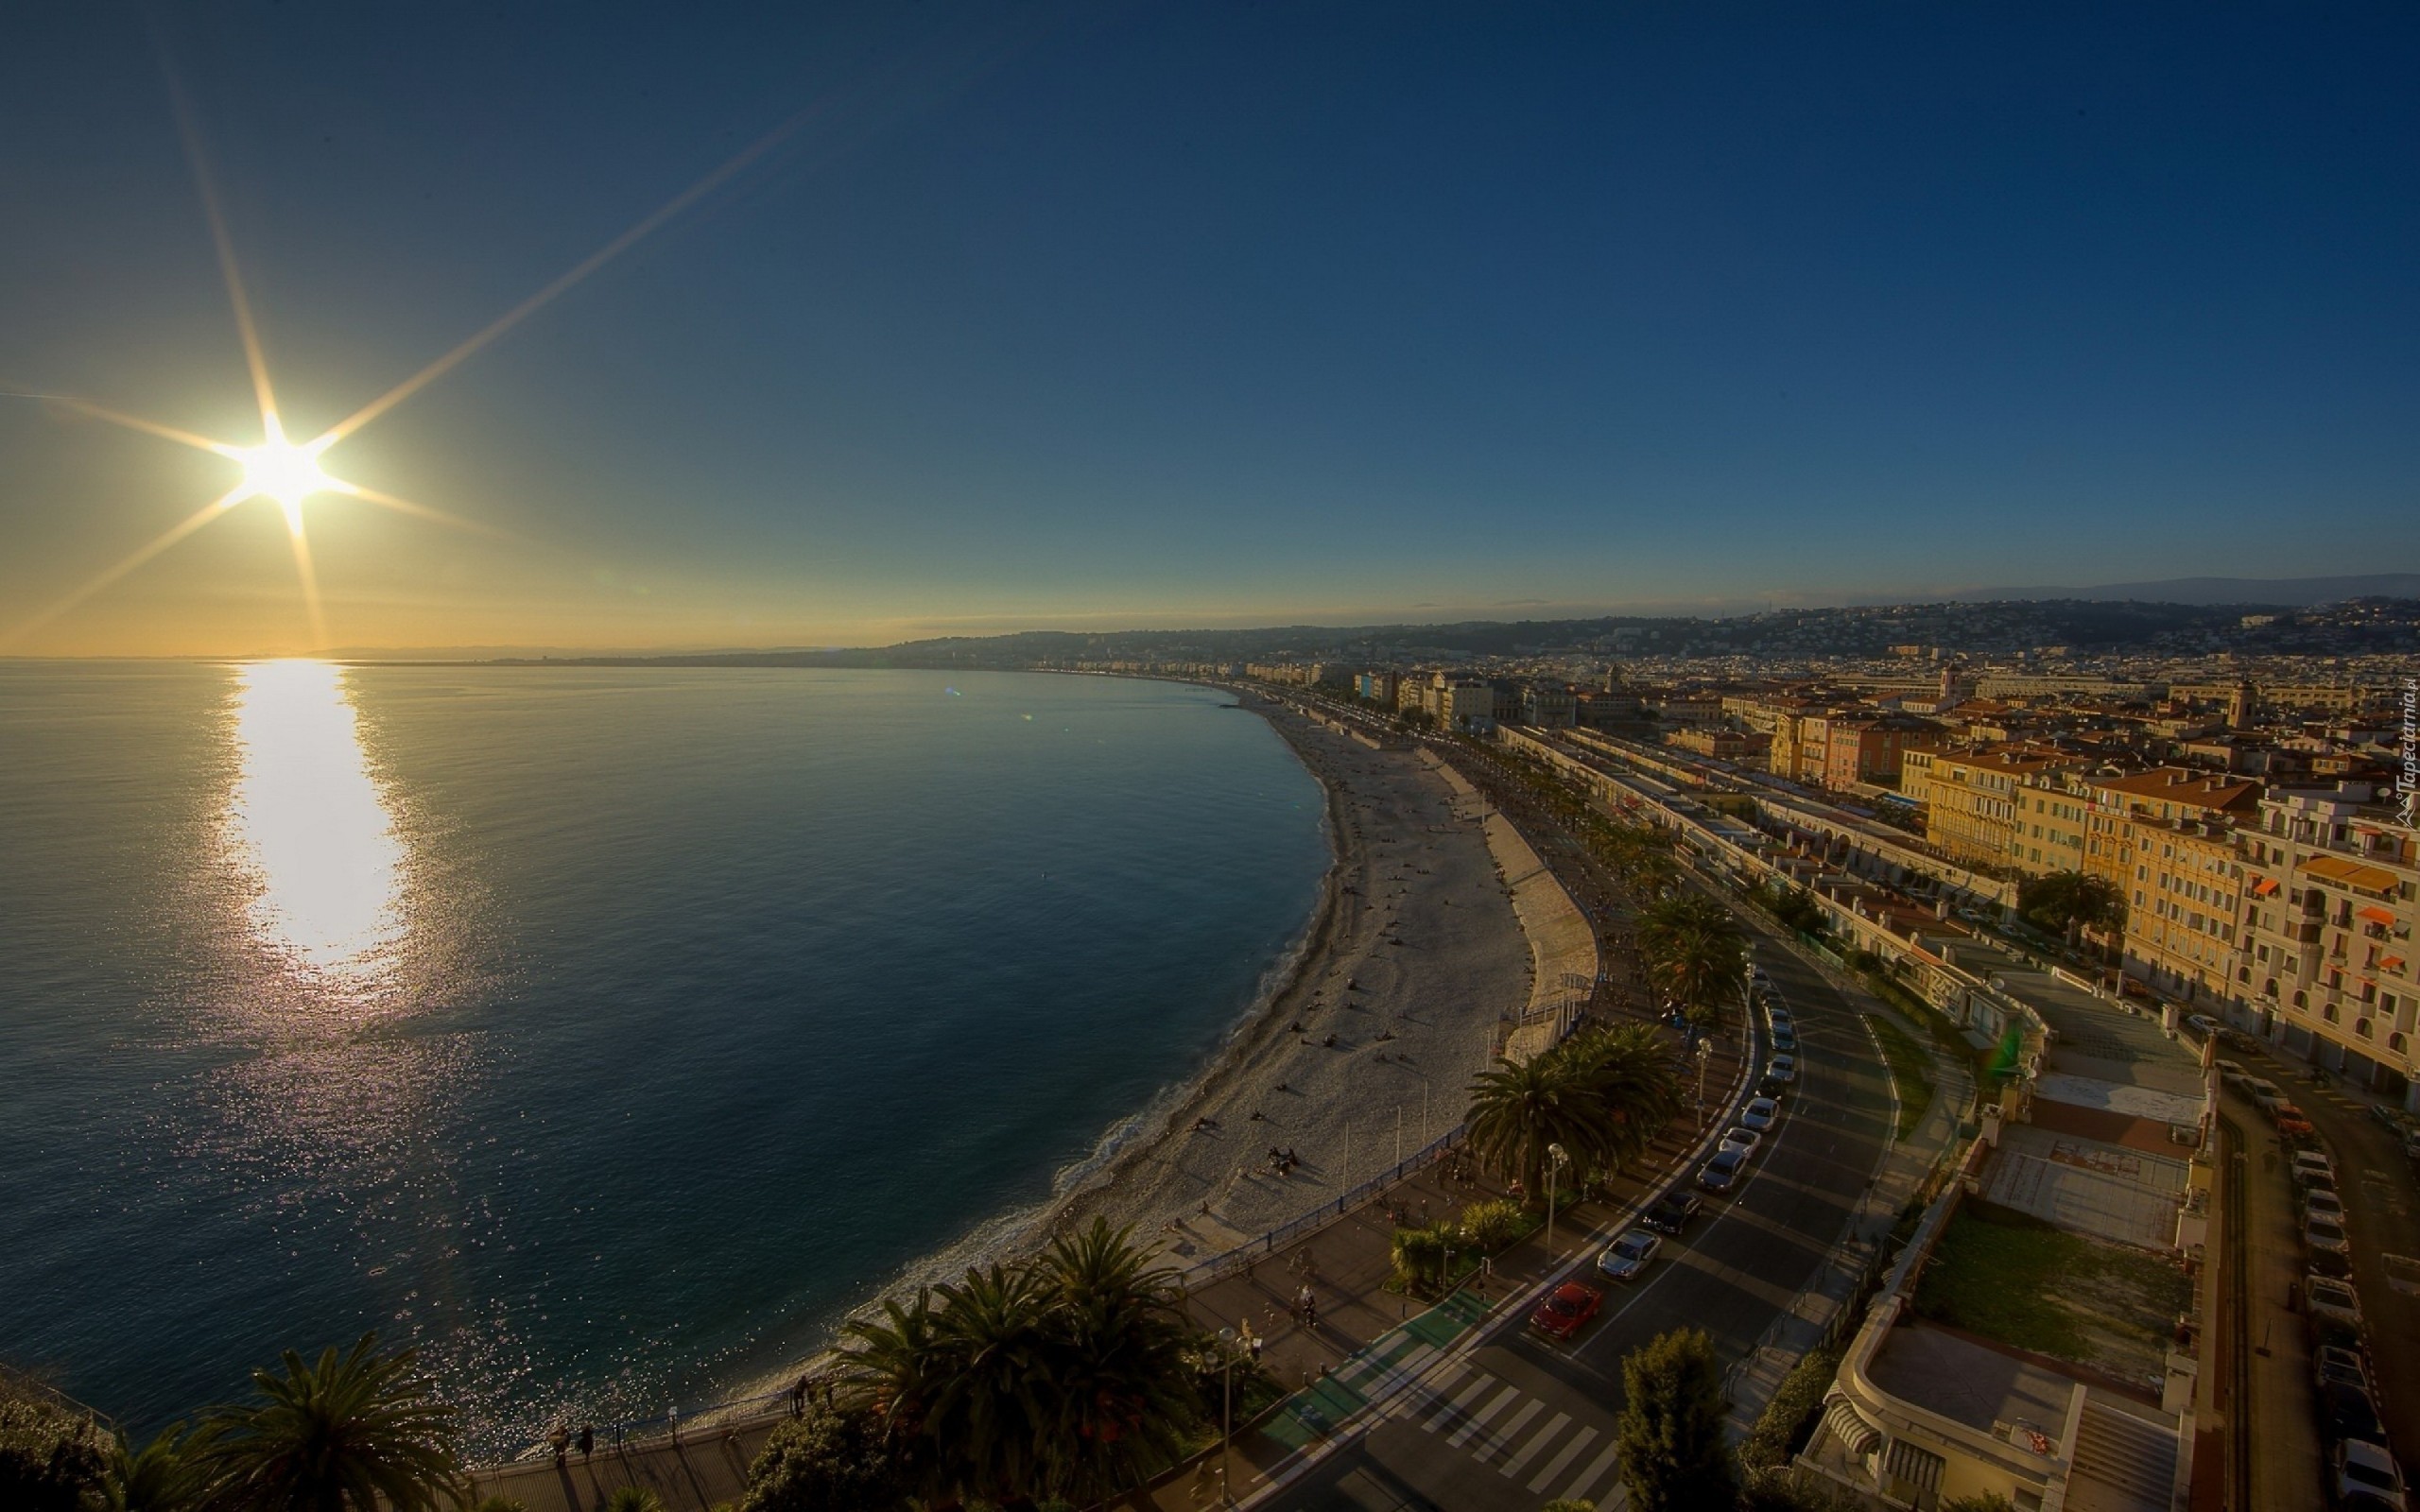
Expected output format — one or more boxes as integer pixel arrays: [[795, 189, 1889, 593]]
[[228, 418, 342, 533]]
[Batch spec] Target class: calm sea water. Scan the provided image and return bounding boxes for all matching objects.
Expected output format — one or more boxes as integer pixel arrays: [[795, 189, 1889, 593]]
[[0, 662, 1326, 1450]]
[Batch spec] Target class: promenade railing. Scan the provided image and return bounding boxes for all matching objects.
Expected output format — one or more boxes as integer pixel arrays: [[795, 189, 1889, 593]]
[[1174, 1125, 1470, 1291]]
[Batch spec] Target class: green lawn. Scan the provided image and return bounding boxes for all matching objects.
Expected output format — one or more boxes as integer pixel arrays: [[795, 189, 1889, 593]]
[[1913, 1200, 2192, 1381], [1862, 1012, 1933, 1139]]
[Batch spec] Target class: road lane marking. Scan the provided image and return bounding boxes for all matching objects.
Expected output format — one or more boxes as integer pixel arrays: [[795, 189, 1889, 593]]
[[1418, 1369, 1493, 1432], [1498, 1410, 1567, 1477], [1443, 1383, 1520, 1448], [1562, 1440, 1623, 1503], [1528, 1424, 1598, 1490], [1477, 1398, 1546, 1460]]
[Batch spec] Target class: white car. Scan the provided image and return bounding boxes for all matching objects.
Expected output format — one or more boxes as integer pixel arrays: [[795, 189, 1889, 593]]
[[2333, 1440, 2408, 1510], [2308, 1274, 2363, 1327], [2308, 1213, 2352, 1257], [1740, 1096, 1781, 1133], [2185, 1013, 2221, 1040], [1767, 1055, 1797, 1084], [2215, 1058, 2249, 1088], [1721, 1125, 1763, 1156], [1598, 1228, 1662, 1282], [2306, 1188, 2346, 1223], [2294, 1149, 2337, 1185]]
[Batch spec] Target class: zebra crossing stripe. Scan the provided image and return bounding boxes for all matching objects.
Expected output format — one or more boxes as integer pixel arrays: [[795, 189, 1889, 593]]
[[1419, 1370, 1492, 1433], [1478, 1398, 1547, 1460], [1562, 1440, 1623, 1503], [1444, 1383, 1522, 1448], [1496, 1409, 1566, 1476], [1526, 1424, 1599, 1491]]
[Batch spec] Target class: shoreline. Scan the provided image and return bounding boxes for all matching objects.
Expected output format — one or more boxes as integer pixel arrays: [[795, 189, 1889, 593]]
[[715, 680, 1541, 1418]]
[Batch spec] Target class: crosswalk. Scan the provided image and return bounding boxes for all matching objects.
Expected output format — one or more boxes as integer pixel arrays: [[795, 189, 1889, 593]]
[[1388, 1357, 1623, 1503]]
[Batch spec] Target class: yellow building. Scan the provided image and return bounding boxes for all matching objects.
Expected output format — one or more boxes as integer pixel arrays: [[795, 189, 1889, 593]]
[[2083, 768, 2262, 892], [2007, 769, 2098, 879], [2122, 817, 2252, 1009], [1911, 748, 2076, 872]]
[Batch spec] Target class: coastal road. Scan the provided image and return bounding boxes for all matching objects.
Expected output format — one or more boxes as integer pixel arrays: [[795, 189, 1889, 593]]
[[1251, 919, 1896, 1510]]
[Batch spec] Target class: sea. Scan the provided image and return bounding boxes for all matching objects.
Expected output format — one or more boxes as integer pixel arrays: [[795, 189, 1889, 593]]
[[0, 662, 1328, 1452]]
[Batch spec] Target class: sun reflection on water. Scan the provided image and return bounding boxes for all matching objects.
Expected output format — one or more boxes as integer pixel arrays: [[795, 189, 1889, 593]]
[[225, 659, 406, 987]]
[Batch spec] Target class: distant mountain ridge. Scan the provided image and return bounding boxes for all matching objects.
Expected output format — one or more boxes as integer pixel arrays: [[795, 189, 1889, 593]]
[[1935, 573, 2420, 607]]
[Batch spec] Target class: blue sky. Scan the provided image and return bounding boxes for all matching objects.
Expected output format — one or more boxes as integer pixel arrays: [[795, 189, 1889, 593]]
[[3, 3, 2414, 652]]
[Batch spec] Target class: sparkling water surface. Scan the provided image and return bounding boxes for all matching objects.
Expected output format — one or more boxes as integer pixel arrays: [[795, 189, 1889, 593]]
[[0, 662, 1325, 1451]]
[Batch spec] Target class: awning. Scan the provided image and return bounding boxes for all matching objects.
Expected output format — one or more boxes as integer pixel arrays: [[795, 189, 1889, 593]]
[[2384, 955, 2408, 971], [2303, 855, 2400, 895], [1823, 1396, 1881, 1458], [2252, 876, 2280, 897], [2358, 906, 2397, 927]]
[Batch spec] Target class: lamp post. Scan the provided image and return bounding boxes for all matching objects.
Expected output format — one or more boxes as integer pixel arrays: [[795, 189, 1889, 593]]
[[1694, 1038, 1714, 1125], [1546, 1143, 1570, 1256], [1216, 1327, 1238, 1507]]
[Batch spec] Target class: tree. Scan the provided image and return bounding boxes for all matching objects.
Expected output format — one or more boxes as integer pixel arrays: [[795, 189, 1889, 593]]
[[738, 1407, 905, 1512], [192, 1333, 466, 1512], [2016, 871, 2123, 940], [105, 1424, 201, 1512], [603, 1490, 665, 1512], [1613, 1329, 1737, 1512], [1559, 1022, 1685, 1175], [0, 1382, 110, 1512], [1464, 1052, 1610, 1199], [1637, 894, 1748, 1031], [1028, 1218, 1197, 1502], [839, 1221, 1202, 1506]]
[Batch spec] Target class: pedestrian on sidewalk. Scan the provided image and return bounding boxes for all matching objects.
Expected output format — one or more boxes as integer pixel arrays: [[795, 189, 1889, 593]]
[[578, 1425, 594, 1461], [548, 1424, 569, 1468]]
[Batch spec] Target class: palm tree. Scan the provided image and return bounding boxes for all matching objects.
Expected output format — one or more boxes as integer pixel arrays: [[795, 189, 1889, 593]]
[[1031, 1219, 1197, 1502], [1637, 894, 1746, 1030], [192, 1333, 464, 1512], [838, 1290, 947, 1491], [1561, 1022, 1686, 1173], [103, 1423, 199, 1512], [919, 1262, 1057, 1503], [1464, 1051, 1612, 1198]]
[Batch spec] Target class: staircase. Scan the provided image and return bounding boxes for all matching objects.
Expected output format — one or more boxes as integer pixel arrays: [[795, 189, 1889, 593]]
[[2064, 1396, 2179, 1512]]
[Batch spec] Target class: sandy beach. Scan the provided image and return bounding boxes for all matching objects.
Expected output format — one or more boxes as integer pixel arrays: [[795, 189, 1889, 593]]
[[1037, 687, 1546, 1260]]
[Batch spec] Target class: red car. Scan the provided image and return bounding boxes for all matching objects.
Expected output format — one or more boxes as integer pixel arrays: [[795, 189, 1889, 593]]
[[1530, 1282, 1602, 1341]]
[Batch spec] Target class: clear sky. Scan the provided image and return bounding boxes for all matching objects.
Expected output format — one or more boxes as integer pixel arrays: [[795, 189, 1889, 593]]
[[4, 3, 2414, 655]]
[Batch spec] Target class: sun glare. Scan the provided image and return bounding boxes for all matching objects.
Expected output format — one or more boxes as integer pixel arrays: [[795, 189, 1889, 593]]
[[229, 420, 340, 533]]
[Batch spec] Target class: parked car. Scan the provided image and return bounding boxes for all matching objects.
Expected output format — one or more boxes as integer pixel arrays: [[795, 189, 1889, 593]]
[[1721, 1125, 1763, 1157], [2308, 1213, 2352, 1257], [1643, 1192, 1701, 1235], [1740, 1096, 1781, 1132], [1530, 1282, 1602, 1341], [2248, 1077, 2287, 1111], [2306, 1189, 2347, 1224], [1767, 1055, 1797, 1085], [2186, 1013, 2221, 1040], [2317, 1345, 2372, 1391], [2295, 1149, 2338, 1185], [2216, 1058, 2250, 1088], [1598, 1228, 1662, 1283], [2278, 1110, 2317, 1141], [1699, 1145, 1750, 1194], [1772, 1024, 1798, 1053], [2332, 1440, 2409, 1510], [2308, 1274, 2364, 1328], [2324, 1381, 2388, 1445]]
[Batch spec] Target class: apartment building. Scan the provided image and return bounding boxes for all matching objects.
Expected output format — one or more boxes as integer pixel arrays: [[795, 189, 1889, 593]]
[[2006, 769, 2100, 879], [2121, 816, 2253, 1012], [2238, 787, 2420, 1099], [1911, 748, 2078, 872], [2081, 768, 2262, 893]]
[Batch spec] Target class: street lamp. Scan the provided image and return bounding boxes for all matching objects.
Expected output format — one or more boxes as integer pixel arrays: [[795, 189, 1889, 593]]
[[1216, 1327, 1239, 1507], [1694, 1038, 1714, 1124], [1546, 1143, 1570, 1256]]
